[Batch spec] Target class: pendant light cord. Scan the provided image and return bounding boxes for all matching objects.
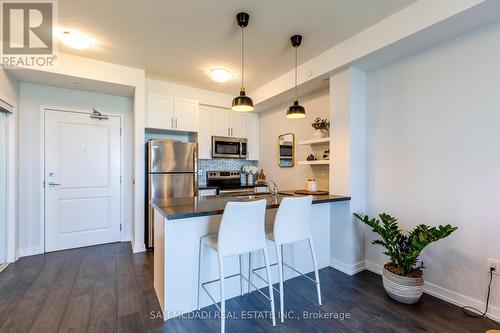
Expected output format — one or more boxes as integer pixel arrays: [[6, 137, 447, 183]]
[[294, 46, 298, 101], [241, 27, 245, 89]]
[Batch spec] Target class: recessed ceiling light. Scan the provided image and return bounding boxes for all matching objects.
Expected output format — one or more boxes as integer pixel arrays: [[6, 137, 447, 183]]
[[57, 28, 95, 49], [209, 68, 233, 83]]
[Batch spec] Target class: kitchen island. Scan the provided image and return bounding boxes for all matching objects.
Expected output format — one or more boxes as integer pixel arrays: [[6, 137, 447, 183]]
[[151, 193, 351, 319]]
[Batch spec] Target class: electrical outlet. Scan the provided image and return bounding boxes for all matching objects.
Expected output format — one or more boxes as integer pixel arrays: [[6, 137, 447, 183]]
[[487, 258, 499, 275]]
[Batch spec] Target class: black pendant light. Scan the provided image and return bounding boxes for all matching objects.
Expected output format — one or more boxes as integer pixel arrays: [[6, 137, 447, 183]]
[[287, 34, 306, 119], [232, 12, 254, 112]]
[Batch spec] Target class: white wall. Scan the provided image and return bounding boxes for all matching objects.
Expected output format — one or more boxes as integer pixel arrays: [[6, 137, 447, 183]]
[[258, 89, 330, 191], [366, 23, 500, 317], [18, 83, 133, 255], [0, 69, 19, 263]]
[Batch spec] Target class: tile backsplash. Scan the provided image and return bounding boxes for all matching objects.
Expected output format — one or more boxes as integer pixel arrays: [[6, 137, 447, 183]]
[[198, 159, 258, 186]]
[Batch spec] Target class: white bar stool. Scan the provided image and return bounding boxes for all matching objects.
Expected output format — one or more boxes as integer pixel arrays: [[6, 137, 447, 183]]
[[251, 195, 321, 323], [197, 199, 276, 333]]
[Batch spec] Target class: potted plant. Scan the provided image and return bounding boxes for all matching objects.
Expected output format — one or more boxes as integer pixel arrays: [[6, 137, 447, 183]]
[[354, 213, 457, 304], [311, 117, 330, 139]]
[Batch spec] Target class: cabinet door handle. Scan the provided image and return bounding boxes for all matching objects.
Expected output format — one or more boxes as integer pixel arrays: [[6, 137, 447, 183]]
[[231, 128, 233, 136], [176, 118, 178, 128], [228, 128, 230, 136], [171, 118, 174, 128]]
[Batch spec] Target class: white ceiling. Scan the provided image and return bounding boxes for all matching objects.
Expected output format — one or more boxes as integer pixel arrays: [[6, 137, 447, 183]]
[[58, 0, 416, 94]]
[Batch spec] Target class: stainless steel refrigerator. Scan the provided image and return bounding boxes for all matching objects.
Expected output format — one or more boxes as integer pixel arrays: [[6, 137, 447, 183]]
[[146, 139, 198, 248]]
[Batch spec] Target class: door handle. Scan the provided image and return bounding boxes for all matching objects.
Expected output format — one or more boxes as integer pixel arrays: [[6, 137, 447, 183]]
[[171, 118, 174, 128], [47, 182, 60, 186], [231, 128, 233, 136], [175, 118, 178, 128]]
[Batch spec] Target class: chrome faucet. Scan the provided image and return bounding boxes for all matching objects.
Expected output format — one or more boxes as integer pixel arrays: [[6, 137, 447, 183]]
[[266, 180, 279, 198]]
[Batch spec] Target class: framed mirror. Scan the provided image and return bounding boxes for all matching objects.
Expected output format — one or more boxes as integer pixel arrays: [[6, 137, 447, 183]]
[[278, 133, 295, 167]]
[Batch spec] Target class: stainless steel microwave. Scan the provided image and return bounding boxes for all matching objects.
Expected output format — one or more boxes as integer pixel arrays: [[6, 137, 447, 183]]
[[212, 136, 248, 159]]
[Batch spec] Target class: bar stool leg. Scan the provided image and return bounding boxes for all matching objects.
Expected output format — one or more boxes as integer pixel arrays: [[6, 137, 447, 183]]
[[275, 243, 284, 323], [247, 251, 253, 294], [308, 237, 322, 306], [239, 254, 244, 296], [262, 248, 276, 327], [197, 239, 203, 310], [218, 255, 226, 333]]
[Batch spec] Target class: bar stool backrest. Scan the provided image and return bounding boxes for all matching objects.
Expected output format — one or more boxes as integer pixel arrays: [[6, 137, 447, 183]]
[[273, 195, 313, 245], [217, 199, 267, 257]]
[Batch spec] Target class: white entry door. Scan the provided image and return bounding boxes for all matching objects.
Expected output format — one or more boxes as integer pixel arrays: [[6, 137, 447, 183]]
[[44, 109, 121, 252]]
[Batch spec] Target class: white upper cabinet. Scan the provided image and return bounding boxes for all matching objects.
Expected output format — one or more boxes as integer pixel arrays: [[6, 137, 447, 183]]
[[211, 107, 247, 138], [198, 105, 212, 159], [200, 105, 259, 160], [211, 107, 232, 137], [174, 98, 199, 132], [146, 94, 199, 132], [246, 112, 259, 160], [147, 94, 174, 130], [230, 112, 247, 138]]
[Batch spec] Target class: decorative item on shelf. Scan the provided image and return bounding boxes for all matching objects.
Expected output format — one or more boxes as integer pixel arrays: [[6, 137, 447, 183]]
[[306, 154, 317, 161], [255, 169, 266, 185], [312, 117, 330, 139], [306, 179, 318, 192], [354, 213, 457, 304], [241, 165, 259, 185], [323, 150, 330, 160]]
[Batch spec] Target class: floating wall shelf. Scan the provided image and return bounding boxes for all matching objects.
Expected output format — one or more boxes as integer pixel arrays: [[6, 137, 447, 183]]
[[297, 137, 330, 146], [297, 160, 330, 165]]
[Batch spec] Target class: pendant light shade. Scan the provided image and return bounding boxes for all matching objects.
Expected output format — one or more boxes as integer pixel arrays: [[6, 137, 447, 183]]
[[232, 87, 254, 112], [286, 34, 305, 119], [287, 100, 306, 118], [232, 12, 254, 112]]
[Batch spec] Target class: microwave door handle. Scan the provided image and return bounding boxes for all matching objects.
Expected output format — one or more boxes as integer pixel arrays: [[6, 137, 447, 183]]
[[239, 141, 243, 158]]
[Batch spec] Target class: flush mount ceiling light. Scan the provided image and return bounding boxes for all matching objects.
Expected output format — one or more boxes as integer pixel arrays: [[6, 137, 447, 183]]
[[57, 29, 95, 49], [232, 12, 254, 112], [209, 68, 233, 83], [287, 35, 306, 119]]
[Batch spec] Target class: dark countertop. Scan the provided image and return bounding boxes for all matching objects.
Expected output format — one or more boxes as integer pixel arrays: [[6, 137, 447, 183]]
[[151, 192, 351, 220]]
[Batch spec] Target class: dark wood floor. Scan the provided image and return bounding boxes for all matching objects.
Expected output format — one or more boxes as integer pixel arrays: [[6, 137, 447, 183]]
[[0, 242, 492, 332]]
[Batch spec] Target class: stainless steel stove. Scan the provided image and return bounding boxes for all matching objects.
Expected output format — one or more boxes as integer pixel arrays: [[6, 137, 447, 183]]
[[206, 170, 255, 195]]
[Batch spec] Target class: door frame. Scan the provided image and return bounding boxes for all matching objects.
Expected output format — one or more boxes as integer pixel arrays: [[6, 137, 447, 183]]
[[39, 107, 124, 253], [0, 95, 16, 264]]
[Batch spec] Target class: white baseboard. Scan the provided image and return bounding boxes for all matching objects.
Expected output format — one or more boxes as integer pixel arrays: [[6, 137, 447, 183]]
[[330, 258, 366, 276], [363, 260, 500, 322], [365, 260, 383, 274], [132, 241, 146, 253], [18, 246, 42, 258]]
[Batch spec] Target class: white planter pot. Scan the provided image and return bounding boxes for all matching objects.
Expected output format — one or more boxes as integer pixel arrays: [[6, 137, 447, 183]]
[[312, 129, 327, 139], [382, 267, 424, 304], [246, 174, 254, 185]]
